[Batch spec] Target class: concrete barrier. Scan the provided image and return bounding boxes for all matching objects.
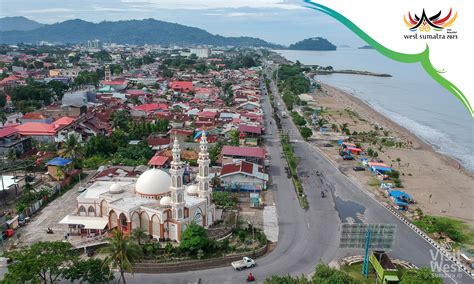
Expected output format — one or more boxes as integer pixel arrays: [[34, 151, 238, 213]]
[[133, 244, 268, 273]]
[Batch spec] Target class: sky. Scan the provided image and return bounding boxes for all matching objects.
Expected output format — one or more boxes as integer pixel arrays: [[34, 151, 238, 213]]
[[0, 0, 364, 46]]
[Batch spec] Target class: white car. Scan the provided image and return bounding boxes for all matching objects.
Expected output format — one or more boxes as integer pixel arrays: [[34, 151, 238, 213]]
[[231, 257, 256, 270]]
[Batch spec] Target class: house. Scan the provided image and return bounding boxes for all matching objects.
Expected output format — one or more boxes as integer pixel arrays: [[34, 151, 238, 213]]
[[170, 81, 193, 93], [46, 157, 72, 180], [220, 160, 268, 191], [148, 155, 170, 168], [169, 129, 194, 144], [15, 122, 59, 142], [239, 124, 263, 137], [131, 103, 168, 117], [20, 112, 53, 124], [0, 127, 32, 157], [238, 101, 261, 111], [147, 136, 171, 150], [221, 145, 266, 166]]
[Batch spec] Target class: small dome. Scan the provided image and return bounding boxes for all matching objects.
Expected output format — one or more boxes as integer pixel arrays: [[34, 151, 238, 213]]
[[160, 196, 172, 207], [186, 184, 198, 195], [109, 183, 123, 194], [136, 169, 171, 196]]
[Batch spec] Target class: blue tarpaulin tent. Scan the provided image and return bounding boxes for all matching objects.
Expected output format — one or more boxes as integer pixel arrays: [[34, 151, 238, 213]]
[[194, 131, 208, 140], [389, 190, 412, 201], [370, 165, 392, 173], [46, 157, 72, 167]]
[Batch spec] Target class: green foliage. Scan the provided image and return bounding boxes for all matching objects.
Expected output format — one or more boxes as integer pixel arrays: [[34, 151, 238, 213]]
[[113, 142, 154, 166], [212, 191, 238, 209], [4, 241, 77, 283], [101, 229, 143, 283], [288, 37, 337, 51], [47, 80, 69, 100], [264, 274, 312, 284], [300, 127, 313, 141], [312, 262, 361, 283], [209, 141, 223, 166], [400, 268, 443, 284], [291, 111, 306, 126], [413, 215, 472, 243], [63, 259, 113, 284], [74, 71, 99, 86], [6, 81, 55, 112], [179, 222, 211, 255], [111, 110, 132, 130], [229, 129, 240, 146]]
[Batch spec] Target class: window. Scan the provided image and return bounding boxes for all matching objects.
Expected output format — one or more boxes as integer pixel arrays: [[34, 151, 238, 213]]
[[178, 193, 183, 203], [204, 166, 209, 176], [88, 206, 95, 216], [178, 209, 183, 219], [79, 206, 86, 216], [177, 177, 182, 187]]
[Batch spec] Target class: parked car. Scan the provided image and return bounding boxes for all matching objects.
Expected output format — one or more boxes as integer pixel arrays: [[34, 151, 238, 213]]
[[323, 143, 333, 147], [353, 166, 365, 171], [232, 257, 256, 270], [342, 155, 354, 160]]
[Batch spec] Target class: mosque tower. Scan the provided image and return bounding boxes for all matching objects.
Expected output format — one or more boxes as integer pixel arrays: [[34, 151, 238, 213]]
[[196, 132, 212, 205], [170, 138, 185, 220]]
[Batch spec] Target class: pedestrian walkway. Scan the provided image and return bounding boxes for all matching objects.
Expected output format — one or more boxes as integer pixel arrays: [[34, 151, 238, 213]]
[[263, 205, 278, 242]]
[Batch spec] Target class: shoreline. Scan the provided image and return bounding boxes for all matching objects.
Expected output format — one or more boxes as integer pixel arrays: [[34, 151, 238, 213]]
[[322, 83, 474, 178], [309, 82, 473, 227]]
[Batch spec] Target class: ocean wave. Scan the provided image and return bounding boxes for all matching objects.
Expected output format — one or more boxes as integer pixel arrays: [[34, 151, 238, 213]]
[[370, 104, 474, 171]]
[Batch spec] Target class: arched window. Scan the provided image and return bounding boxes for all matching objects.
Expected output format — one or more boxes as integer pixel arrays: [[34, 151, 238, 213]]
[[177, 177, 182, 187], [172, 176, 177, 187], [199, 167, 203, 176], [78, 206, 86, 216], [178, 193, 183, 203], [88, 206, 95, 216], [178, 209, 183, 219], [204, 183, 209, 191], [204, 166, 209, 176]]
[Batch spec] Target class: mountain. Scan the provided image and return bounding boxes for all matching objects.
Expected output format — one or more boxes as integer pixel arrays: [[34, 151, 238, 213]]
[[0, 18, 281, 48], [358, 45, 374, 49], [0, 16, 44, 31], [288, 37, 337, 51]]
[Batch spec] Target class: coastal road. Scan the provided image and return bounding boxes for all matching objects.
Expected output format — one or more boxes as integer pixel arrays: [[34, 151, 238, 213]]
[[127, 74, 472, 283]]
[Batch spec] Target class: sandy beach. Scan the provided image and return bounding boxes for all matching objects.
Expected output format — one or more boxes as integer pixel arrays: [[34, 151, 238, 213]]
[[309, 83, 474, 228]]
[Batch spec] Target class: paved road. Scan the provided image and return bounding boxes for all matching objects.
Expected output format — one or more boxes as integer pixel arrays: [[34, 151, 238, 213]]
[[126, 75, 472, 283]]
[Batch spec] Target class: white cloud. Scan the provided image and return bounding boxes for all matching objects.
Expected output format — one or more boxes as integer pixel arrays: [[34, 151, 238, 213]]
[[18, 8, 73, 14], [121, 0, 302, 10]]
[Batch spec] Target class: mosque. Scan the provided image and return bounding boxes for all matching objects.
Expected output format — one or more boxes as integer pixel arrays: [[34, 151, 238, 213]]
[[60, 133, 215, 242]]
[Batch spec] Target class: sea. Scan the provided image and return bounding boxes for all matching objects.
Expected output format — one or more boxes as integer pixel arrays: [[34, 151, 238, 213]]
[[275, 49, 474, 171]]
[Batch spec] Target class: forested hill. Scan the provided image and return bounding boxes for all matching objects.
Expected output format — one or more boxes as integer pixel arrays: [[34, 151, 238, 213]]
[[288, 37, 337, 51], [0, 18, 281, 48]]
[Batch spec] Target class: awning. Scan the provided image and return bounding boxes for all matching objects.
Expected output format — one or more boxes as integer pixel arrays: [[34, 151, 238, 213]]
[[384, 275, 400, 282], [59, 215, 108, 230]]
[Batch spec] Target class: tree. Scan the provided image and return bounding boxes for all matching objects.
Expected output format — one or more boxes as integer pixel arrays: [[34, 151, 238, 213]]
[[63, 259, 113, 284], [101, 229, 143, 284], [111, 110, 132, 130], [4, 241, 77, 283], [179, 222, 211, 255], [47, 80, 69, 100], [312, 262, 361, 283], [229, 129, 240, 146], [132, 228, 148, 245], [61, 135, 83, 160], [264, 274, 311, 284], [400, 268, 442, 284], [0, 92, 6, 108], [0, 110, 7, 126], [317, 118, 328, 129], [300, 127, 313, 141]]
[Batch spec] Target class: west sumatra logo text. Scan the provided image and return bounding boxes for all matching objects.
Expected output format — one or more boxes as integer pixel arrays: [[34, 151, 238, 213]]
[[403, 8, 458, 40]]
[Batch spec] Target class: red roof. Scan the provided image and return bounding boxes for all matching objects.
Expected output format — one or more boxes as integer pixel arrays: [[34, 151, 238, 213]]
[[239, 124, 262, 135], [221, 160, 254, 175], [170, 81, 193, 92], [0, 127, 17, 138], [126, 89, 146, 96], [133, 103, 168, 113], [197, 111, 217, 118], [53, 116, 75, 126], [15, 122, 58, 136], [22, 112, 49, 120], [170, 129, 194, 136], [221, 146, 265, 159], [147, 137, 171, 147], [148, 155, 169, 166]]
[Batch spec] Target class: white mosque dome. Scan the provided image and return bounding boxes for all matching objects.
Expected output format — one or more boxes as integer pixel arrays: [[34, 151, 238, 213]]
[[109, 183, 123, 194], [135, 168, 172, 196], [160, 196, 172, 207], [186, 184, 198, 195]]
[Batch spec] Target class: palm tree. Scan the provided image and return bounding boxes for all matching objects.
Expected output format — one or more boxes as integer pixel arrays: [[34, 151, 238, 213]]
[[317, 118, 328, 129], [131, 228, 148, 246], [101, 229, 143, 284], [61, 135, 82, 159]]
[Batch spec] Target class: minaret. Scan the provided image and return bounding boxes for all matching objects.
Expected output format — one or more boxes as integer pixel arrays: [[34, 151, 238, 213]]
[[197, 132, 212, 204], [104, 64, 111, 81], [170, 138, 185, 220]]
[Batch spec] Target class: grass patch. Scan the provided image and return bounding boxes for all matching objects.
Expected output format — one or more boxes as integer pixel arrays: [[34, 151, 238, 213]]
[[413, 215, 474, 244], [368, 178, 380, 187]]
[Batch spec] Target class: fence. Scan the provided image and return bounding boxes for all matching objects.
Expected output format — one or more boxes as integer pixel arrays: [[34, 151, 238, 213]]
[[133, 244, 268, 273]]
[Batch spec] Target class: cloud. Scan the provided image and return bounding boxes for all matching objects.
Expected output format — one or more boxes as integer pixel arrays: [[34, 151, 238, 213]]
[[120, 0, 303, 10], [18, 8, 73, 14]]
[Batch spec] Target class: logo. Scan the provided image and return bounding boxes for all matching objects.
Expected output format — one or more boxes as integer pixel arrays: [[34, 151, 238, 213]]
[[403, 8, 458, 40], [404, 8, 457, 32]]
